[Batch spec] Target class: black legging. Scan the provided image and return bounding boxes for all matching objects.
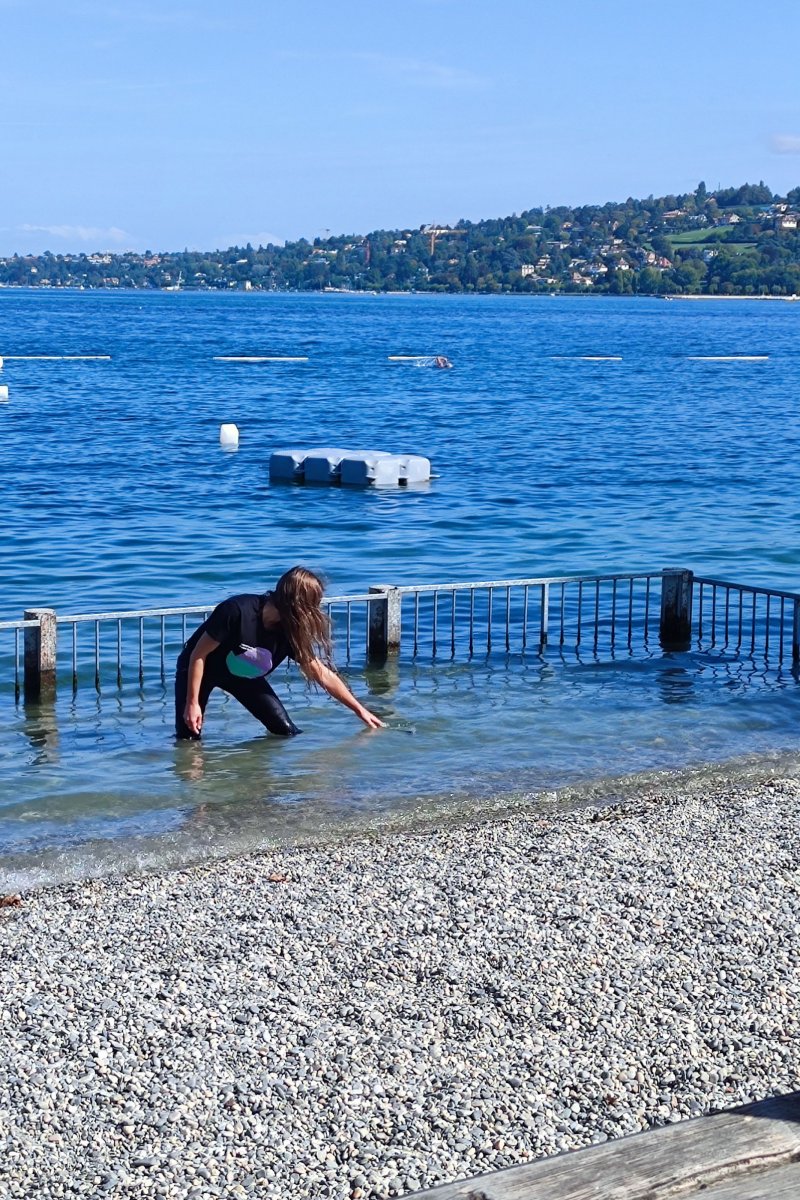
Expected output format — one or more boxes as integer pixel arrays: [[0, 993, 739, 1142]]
[[175, 663, 301, 739]]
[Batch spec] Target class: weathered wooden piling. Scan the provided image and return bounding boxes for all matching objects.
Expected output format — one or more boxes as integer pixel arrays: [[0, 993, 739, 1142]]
[[23, 608, 57, 703], [659, 567, 693, 650], [367, 586, 401, 661]]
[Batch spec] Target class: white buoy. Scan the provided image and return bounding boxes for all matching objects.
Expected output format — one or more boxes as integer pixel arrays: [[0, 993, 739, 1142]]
[[0, 356, 4, 370], [0, 384, 9, 402], [219, 423, 239, 447]]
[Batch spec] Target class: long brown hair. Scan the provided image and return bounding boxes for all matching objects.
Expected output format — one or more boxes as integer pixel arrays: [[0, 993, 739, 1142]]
[[272, 566, 333, 669]]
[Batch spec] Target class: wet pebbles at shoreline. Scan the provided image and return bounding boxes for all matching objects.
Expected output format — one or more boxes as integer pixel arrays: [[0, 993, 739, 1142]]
[[2, 774, 800, 1198]]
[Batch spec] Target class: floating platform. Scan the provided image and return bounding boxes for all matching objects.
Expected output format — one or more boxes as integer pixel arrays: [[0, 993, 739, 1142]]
[[269, 447, 431, 487]]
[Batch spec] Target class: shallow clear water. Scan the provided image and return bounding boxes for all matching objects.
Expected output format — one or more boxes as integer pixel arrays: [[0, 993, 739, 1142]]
[[2, 291, 800, 886]]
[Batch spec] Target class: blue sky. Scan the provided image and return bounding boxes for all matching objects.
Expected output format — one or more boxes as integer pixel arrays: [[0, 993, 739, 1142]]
[[3, 0, 800, 255]]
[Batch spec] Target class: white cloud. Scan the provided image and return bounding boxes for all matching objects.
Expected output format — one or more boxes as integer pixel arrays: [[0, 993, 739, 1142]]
[[18, 223, 132, 244], [355, 53, 485, 90], [771, 134, 800, 155], [280, 49, 485, 91]]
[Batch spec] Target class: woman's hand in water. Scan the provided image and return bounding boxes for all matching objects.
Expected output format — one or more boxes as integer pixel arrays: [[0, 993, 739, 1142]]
[[357, 706, 386, 730], [303, 659, 386, 729], [183, 701, 203, 735]]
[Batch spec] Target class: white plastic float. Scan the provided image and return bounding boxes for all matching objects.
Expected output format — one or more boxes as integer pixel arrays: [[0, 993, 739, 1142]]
[[0, 385, 8, 402], [269, 447, 431, 487], [219, 423, 239, 447]]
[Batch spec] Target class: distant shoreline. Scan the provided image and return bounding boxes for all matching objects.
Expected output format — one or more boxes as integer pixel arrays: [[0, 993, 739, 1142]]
[[663, 293, 800, 302], [2, 285, 800, 301]]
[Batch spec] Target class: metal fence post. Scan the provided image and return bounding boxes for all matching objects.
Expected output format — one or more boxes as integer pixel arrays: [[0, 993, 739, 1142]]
[[659, 569, 693, 651], [24, 608, 58, 703], [793, 600, 800, 664], [368, 586, 401, 661]]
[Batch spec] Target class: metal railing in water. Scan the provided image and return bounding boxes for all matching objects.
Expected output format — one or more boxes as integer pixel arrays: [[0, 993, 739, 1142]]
[[694, 576, 800, 661], [375, 571, 668, 658], [2, 568, 799, 702]]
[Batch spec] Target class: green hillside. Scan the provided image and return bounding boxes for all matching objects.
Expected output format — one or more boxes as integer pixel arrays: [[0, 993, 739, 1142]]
[[2, 181, 799, 296]]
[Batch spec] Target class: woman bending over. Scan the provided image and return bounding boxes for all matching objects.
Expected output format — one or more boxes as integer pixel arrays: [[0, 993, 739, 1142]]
[[176, 566, 384, 739]]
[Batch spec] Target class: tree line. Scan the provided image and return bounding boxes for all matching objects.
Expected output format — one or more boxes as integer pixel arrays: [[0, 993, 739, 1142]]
[[2, 181, 800, 296]]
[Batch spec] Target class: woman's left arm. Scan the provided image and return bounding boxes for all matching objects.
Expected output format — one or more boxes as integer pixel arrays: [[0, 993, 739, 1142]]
[[302, 659, 385, 729]]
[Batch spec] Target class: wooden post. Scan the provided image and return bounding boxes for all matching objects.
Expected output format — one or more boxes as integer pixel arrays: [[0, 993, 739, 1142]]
[[24, 608, 57, 703], [659, 568, 693, 651], [367, 586, 401, 661]]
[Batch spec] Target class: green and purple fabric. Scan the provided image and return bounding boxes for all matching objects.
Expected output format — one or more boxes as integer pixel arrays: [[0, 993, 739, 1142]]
[[225, 644, 274, 679]]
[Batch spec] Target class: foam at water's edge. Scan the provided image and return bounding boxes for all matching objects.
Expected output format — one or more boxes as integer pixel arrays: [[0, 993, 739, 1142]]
[[5, 748, 799, 896]]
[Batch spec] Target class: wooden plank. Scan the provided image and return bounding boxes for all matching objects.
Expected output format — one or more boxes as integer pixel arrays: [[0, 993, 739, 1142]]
[[409, 1093, 800, 1199], [691, 1159, 800, 1199]]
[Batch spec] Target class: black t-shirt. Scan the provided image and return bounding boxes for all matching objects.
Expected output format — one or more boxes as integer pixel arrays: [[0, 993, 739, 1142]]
[[178, 592, 293, 677]]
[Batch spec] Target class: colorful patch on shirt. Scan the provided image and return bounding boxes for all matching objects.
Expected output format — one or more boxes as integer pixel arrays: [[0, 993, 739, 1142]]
[[225, 644, 274, 679]]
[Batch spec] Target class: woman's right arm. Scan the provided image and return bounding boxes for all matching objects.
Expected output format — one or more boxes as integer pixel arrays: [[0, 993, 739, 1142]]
[[184, 632, 220, 734]]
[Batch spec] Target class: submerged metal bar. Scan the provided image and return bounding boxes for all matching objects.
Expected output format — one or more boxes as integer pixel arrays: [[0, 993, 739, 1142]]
[[505, 587, 511, 652], [697, 582, 704, 642], [627, 579, 634, 647], [540, 583, 549, 648], [450, 591, 456, 657], [432, 590, 439, 657], [522, 585, 529, 650], [468, 589, 474, 656], [487, 587, 493, 652], [644, 577, 651, 639], [724, 587, 731, 646], [610, 578, 617, 648], [116, 620, 122, 687], [577, 581, 583, 646]]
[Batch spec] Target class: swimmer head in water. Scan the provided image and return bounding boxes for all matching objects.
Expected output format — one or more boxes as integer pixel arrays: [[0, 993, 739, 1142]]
[[434, 356, 453, 369]]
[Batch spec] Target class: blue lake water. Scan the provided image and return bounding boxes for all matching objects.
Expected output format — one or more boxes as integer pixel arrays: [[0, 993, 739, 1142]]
[[2, 291, 800, 887]]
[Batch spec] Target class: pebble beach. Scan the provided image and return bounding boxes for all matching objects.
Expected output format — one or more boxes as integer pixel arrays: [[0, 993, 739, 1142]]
[[3, 767, 800, 1200]]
